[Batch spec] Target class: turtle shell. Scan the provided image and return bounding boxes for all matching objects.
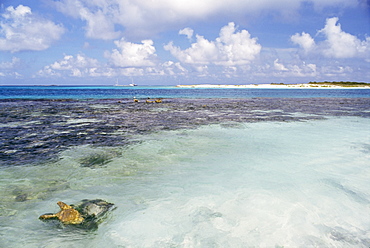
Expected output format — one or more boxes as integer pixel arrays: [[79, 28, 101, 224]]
[[73, 199, 115, 218], [72, 199, 116, 229]]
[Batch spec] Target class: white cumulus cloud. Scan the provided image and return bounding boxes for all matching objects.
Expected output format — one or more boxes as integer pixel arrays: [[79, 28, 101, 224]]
[[0, 57, 22, 77], [165, 22, 261, 66], [0, 57, 21, 69], [37, 54, 102, 77], [105, 38, 157, 67], [0, 5, 65, 52], [291, 32, 316, 53], [273, 59, 289, 71], [52, 0, 359, 39], [291, 17, 370, 59], [36, 52, 186, 78], [56, 0, 121, 40], [162, 61, 188, 76], [319, 17, 370, 58], [179, 28, 194, 40]]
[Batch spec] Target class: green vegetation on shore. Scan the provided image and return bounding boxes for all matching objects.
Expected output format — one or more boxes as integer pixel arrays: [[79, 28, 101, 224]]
[[308, 81, 370, 87], [271, 81, 370, 87]]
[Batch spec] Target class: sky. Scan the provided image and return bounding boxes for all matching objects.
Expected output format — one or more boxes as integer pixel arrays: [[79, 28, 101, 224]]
[[0, 0, 369, 85]]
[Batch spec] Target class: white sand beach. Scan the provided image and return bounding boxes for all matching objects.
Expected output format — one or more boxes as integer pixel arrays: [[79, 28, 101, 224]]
[[176, 83, 370, 89]]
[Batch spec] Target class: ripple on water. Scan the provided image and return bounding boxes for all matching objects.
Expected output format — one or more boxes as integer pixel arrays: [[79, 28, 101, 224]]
[[1, 115, 370, 247]]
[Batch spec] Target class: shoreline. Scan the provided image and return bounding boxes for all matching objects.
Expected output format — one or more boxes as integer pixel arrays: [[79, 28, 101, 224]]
[[176, 83, 370, 89]]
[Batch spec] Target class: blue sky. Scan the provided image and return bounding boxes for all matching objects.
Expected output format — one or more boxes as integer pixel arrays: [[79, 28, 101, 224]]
[[0, 0, 369, 85]]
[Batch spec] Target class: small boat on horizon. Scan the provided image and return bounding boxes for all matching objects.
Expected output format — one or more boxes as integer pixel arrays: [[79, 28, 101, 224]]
[[114, 79, 137, 87]]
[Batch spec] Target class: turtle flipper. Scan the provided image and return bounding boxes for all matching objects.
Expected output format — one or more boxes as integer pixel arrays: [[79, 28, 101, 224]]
[[39, 213, 58, 220]]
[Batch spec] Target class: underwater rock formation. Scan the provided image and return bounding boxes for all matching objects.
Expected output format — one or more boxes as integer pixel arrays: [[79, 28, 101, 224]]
[[1, 98, 369, 166]]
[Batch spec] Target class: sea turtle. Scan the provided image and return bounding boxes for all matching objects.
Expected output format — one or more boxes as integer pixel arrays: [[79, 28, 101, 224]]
[[39, 201, 84, 225], [39, 199, 115, 229]]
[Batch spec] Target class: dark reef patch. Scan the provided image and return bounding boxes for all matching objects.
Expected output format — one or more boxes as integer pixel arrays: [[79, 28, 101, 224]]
[[1, 98, 369, 166]]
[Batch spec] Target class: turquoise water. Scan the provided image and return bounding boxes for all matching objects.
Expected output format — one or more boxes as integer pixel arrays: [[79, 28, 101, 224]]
[[1, 86, 369, 246], [1, 117, 369, 247], [1, 86, 369, 99]]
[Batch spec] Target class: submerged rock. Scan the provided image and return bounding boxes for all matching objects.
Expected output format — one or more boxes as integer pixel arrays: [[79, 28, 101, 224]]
[[39, 199, 115, 229], [79, 151, 116, 168]]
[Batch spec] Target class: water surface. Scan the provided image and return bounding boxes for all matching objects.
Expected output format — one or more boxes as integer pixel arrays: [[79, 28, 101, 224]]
[[1, 86, 369, 99], [1, 117, 369, 247]]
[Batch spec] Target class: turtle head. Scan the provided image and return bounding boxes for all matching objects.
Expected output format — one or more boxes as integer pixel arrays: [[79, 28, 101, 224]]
[[57, 201, 72, 210]]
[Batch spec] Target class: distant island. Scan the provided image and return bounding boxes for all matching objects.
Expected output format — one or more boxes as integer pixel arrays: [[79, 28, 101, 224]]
[[176, 81, 370, 89], [307, 81, 370, 87]]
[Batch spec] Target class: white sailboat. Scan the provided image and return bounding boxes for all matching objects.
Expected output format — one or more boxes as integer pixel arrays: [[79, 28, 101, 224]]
[[114, 78, 137, 87]]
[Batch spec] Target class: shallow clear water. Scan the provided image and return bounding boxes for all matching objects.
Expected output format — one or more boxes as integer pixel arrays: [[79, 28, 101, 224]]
[[1, 117, 369, 247]]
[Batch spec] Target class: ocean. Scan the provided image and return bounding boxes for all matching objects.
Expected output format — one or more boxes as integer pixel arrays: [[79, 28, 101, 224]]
[[1, 85, 370, 99], [0, 86, 369, 247]]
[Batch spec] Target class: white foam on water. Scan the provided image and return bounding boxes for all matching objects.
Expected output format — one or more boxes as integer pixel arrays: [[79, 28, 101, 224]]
[[1, 117, 369, 247]]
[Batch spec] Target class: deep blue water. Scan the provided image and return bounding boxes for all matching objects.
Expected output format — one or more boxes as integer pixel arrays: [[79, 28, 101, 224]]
[[0, 86, 369, 99]]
